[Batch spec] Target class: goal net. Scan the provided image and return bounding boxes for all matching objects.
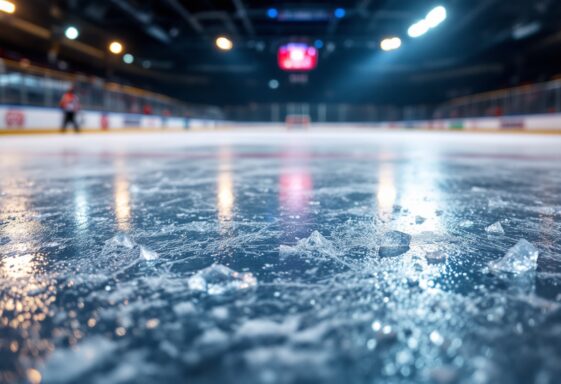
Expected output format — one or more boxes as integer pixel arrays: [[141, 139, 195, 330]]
[[285, 115, 311, 130]]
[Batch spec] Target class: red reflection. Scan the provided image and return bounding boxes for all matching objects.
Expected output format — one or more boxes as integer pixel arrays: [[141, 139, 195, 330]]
[[279, 170, 313, 216]]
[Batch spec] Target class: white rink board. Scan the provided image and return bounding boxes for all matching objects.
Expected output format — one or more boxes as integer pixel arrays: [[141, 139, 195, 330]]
[[0, 106, 190, 131], [1, 106, 561, 132]]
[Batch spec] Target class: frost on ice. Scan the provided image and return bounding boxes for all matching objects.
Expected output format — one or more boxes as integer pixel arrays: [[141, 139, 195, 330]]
[[485, 221, 505, 235], [109, 233, 135, 249], [187, 264, 257, 295], [95, 234, 159, 275], [140, 246, 159, 261], [379, 231, 411, 257], [425, 250, 447, 264], [279, 231, 338, 257], [488, 239, 539, 274]]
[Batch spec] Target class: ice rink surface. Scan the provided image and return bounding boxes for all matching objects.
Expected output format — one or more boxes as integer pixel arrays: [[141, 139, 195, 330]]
[[1, 129, 561, 384]]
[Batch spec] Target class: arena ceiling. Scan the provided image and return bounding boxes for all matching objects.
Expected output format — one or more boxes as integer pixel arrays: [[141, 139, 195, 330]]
[[2, 0, 561, 105]]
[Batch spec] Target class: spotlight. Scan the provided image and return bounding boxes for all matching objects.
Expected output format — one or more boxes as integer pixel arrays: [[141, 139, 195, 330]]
[[267, 8, 278, 19], [0, 0, 15, 14], [64, 26, 79, 40], [334, 8, 346, 19], [408, 20, 429, 38], [314, 40, 324, 49], [109, 41, 124, 55], [123, 54, 134, 64], [380, 37, 402, 51], [408, 6, 447, 38], [268, 79, 279, 90], [426, 6, 447, 28], [215, 36, 233, 51]]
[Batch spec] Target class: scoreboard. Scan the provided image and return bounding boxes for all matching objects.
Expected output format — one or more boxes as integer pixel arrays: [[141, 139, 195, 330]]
[[278, 43, 318, 71]]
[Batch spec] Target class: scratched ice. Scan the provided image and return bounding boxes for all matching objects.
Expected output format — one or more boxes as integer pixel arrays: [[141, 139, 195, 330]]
[[1, 131, 561, 384]]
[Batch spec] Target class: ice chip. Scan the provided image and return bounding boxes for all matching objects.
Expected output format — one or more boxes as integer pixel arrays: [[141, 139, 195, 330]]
[[379, 231, 411, 257], [140, 246, 158, 261], [425, 250, 447, 264], [300, 231, 333, 251], [459, 220, 474, 228], [489, 239, 539, 274], [187, 264, 257, 295], [485, 221, 505, 235], [415, 216, 426, 225], [280, 231, 337, 257], [109, 233, 135, 249]]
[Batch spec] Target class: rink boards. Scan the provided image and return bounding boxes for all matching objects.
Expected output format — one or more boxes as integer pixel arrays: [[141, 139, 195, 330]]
[[0, 105, 218, 132], [2, 105, 561, 133]]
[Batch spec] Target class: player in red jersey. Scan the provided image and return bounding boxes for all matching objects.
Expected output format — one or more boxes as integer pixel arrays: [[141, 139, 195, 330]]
[[59, 86, 80, 132]]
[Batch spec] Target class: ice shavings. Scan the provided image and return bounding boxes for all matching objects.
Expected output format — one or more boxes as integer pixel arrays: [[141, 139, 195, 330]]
[[488, 239, 539, 274], [187, 264, 257, 295], [109, 233, 135, 249], [280, 231, 337, 256], [425, 250, 447, 265], [379, 231, 411, 257], [485, 221, 505, 235], [140, 246, 159, 261], [279, 231, 355, 270]]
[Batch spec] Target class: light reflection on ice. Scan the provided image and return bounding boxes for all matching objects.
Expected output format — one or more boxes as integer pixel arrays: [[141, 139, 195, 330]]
[[114, 174, 132, 232]]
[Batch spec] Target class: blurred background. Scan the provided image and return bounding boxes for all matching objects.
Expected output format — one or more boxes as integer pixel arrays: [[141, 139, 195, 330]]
[[1, 0, 561, 127]]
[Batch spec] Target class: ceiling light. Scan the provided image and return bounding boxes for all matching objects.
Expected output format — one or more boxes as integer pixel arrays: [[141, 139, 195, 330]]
[[123, 54, 134, 64], [334, 8, 346, 19], [425, 6, 447, 28], [109, 41, 124, 55], [64, 26, 79, 40], [0, 0, 15, 14], [408, 20, 429, 38], [215, 36, 233, 51], [380, 37, 402, 51]]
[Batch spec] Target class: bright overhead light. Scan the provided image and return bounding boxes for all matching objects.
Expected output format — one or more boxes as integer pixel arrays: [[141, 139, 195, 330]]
[[64, 26, 79, 40], [109, 41, 124, 55], [267, 8, 278, 19], [268, 79, 279, 90], [0, 0, 16, 14], [408, 6, 447, 38], [123, 53, 134, 64], [380, 37, 402, 52], [425, 6, 447, 28], [215, 36, 233, 51], [408, 19, 429, 38]]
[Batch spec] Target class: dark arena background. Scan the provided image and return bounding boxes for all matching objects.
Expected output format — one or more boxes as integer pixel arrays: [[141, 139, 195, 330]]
[[2, 1, 561, 384]]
